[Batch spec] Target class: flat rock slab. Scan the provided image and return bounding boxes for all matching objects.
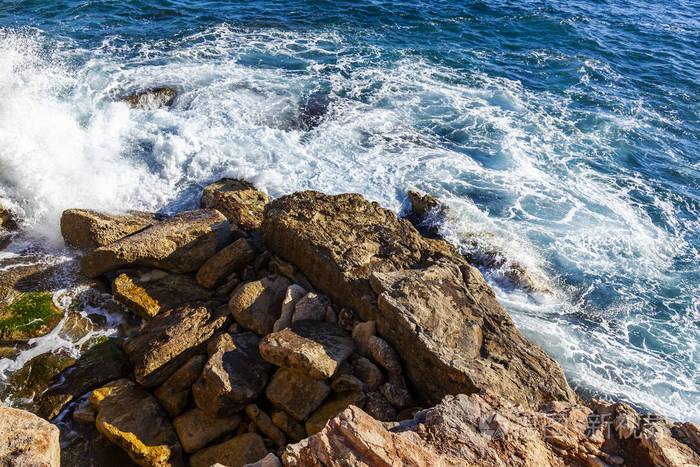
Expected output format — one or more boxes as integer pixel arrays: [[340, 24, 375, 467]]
[[189, 433, 267, 467], [196, 238, 255, 288], [259, 320, 354, 379], [370, 259, 578, 408], [124, 303, 229, 387], [265, 368, 330, 422], [0, 403, 60, 467], [80, 209, 231, 278], [89, 378, 183, 467], [61, 209, 163, 249], [112, 269, 213, 319], [192, 332, 271, 417]]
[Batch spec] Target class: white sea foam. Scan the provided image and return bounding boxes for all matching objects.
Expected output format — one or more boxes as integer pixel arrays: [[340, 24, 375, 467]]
[[0, 26, 697, 422]]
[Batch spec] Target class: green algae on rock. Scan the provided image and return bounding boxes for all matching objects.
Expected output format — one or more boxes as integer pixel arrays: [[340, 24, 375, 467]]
[[0, 292, 63, 342]]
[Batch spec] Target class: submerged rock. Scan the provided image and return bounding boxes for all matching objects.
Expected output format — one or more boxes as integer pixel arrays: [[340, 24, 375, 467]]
[[121, 87, 177, 110], [60, 209, 163, 249], [0, 403, 60, 467], [89, 378, 184, 467], [0, 292, 63, 342], [80, 209, 231, 278], [111, 269, 213, 319], [200, 178, 270, 229]]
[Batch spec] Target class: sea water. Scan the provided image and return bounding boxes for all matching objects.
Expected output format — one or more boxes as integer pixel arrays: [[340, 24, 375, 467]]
[[0, 0, 698, 423]]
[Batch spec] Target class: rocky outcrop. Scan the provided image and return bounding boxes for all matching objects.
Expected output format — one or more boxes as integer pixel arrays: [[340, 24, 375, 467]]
[[80, 209, 231, 278], [201, 179, 270, 229], [124, 303, 229, 387], [122, 87, 177, 110], [60, 209, 163, 249], [261, 191, 575, 409], [0, 403, 60, 467], [89, 378, 184, 467], [112, 269, 212, 319]]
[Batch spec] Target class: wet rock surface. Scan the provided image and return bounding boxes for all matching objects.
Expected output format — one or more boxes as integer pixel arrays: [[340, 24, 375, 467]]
[[61, 209, 163, 249], [121, 87, 177, 110]]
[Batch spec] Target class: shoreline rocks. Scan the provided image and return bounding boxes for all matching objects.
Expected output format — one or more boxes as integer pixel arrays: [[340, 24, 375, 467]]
[[0, 403, 60, 467], [61, 209, 164, 250], [122, 88, 177, 110]]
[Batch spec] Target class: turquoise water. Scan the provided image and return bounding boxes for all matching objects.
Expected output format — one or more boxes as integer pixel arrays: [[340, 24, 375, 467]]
[[0, 1, 698, 422]]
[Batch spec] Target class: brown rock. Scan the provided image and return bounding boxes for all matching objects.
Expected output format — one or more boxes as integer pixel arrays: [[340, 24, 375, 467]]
[[364, 391, 396, 422], [638, 418, 700, 467], [196, 238, 256, 289], [112, 269, 212, 319], [366, 335, 402, 375], [379, 383, 412, 409], [0, 403, 60, 467], [80, 209, 232, 278], [201, 179, 270, 230], [173, 408, 241, 453], [272, 284, 306, 332], [89, 378, 183, 467], [244, 453, 282, 467], [229, 275, 291, 335], [245, 404, 286, 447], [260, 191, 450, 322], [189, 433, 267, 467], [331, 374, 365, 393], [271, 411, 307, 442], [60, 209, 162, 249], [352, 355, 384, 392], [305, 391, 366, 436], [258, 321, 354, 379], [291, 292, 327, 322], [370, 258, 578, 408], [192, 332, 271, 417], [265, 368, 330, 421], [154, 354, 206, 417], [351, 320, 375, 357], [124, 303, 229, 387]]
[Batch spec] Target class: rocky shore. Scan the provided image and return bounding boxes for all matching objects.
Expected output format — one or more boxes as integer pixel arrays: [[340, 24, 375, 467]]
[[1, 179, 699, 467]]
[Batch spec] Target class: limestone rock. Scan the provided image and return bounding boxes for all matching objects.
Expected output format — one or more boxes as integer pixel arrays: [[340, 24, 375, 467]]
[[351, 320, 375, 357], [258, 321, 354, 379], [122, 87, 177, 110], [246, 404, 286, 447], [173, 408, 241, 453], [265, 368, 330, 421], [112, 269, 212, 319], [0, 403, 60, 467], [124, 303, 229, 387], [273, 284, 306, 332], [60, 209, 162, 249], [229, 275, 291, 335], [196, 238, 256, 289], [271, 411, 307, 442], [81, 209, 232, 278], [370, 258, 578, 408], [260, 191, 450, 322], [189, 433, 267, 467], [201, 178, 270, 230], [291, 293, 327, 322], [89, 378, 183, 467], [38, 338, 131, 420], [154, 354, 206, 417], [305, 391, 366, 436], [192, 332, 271, 417]]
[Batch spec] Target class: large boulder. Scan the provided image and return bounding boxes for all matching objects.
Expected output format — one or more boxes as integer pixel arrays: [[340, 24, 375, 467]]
[[80, 209, 232, 278], [229, 275, 291, 335], [196, 238, 256, 288], [260, 191, 450, 322], [0, 403, 60, 467], [260, 192, 575, 409], [60, 209, 163, 249], [259, 321, 354, 379], [124, 303, 230, 387], [111, 269, 213, 319], [201, 179, 270, 229], [189, 433, 267, 467], [89, 378, 184, 467], [369, 258, 577, 408], [192, 332, 271, 417]]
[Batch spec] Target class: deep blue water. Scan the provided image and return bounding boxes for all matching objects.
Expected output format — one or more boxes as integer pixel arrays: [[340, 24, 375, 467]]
[[0, 1, 698, 422]]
